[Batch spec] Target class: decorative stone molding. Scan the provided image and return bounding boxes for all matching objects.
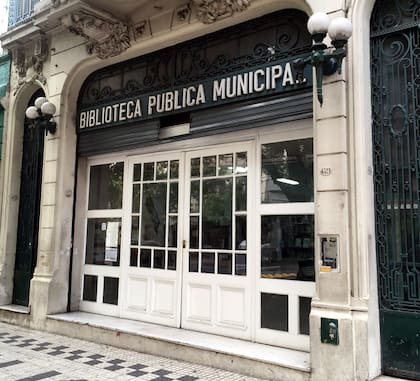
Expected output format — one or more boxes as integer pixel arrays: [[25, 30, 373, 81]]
[[11, 35, 48, 95], [133, 21, 148, 40], [61, 9, 131, 59], [12, 48, 26, 78], [177, 4, 192, 22], [32, 35, 49, 78], [51, 0, 69, 8], [192, 0, 251, 24]]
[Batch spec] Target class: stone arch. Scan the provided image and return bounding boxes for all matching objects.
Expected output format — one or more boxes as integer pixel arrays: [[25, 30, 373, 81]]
[[52, 3, 315, 311]]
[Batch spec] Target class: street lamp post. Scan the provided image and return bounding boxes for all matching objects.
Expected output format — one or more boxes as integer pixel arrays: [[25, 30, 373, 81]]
[[25, 97, 57, 135]]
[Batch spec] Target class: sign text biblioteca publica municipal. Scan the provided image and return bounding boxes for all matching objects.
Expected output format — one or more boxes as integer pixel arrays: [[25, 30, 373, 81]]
[[78, 61, 307, 129]]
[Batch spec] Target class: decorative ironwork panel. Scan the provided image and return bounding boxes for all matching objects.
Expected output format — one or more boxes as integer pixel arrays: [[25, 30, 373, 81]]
[[371, 0, 420, 37], [7, 0, 39, 29], [78, 9, 311, 110], [371, 0, 420, 314]]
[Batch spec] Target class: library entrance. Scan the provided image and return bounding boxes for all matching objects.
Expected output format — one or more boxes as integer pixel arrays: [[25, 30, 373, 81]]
[[80, 142, 252, 340], [74, 8, 316, 350], [77, 123, 315, 350]]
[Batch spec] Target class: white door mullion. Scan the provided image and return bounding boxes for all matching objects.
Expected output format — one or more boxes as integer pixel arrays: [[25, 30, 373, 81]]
[[288, 293, 299, 336], [120, 159, 133, 317], [248, 141, 257, 341], [176, 153, 186, 327]]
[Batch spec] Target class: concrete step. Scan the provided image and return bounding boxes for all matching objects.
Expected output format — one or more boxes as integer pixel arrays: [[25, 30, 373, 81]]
[[46, 311, 311, 381]]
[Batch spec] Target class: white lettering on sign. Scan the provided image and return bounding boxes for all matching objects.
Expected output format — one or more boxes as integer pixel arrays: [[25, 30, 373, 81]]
[[79, 99, 143, 129], [282, 62, 295, 87], [212, 64, 285, 102], [78, 61, 308, 129], [147, 85, 206, 116]]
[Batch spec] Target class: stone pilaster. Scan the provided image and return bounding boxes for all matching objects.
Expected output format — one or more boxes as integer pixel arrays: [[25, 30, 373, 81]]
[[309, 10, 370, 381]]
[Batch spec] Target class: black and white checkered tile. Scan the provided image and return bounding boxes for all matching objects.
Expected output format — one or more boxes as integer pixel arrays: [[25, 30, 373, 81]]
[[0, 326, 249, 381]]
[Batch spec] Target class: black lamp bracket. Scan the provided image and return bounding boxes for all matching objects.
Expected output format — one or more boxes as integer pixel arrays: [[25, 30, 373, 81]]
[[293, 32, 348, 106]]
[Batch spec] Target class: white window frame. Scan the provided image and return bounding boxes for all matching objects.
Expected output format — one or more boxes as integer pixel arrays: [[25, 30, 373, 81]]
[[255, 120, 315, 351], [79, 157, 128, 317]]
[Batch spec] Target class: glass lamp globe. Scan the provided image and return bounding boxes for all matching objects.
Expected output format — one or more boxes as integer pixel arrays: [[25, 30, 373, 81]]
[[25, 106, 39, 119], [328, 17, 353, 41], [307, 12, 330, 35], [34, 96, 48, 109], [41, 101, 56, 116]]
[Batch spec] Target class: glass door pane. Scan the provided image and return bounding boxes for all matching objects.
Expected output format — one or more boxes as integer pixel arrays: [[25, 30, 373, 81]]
[[187, 151, 248, 276], [130, 160, 179, 272]]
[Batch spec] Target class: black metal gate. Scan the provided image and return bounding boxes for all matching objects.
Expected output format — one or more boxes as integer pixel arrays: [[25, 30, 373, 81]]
[[12, 90, 45, 306], [371, 1, 420, 379]]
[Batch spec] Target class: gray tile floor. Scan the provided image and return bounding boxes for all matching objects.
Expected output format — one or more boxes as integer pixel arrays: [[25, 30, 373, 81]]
[[0, 322, 264, 381]]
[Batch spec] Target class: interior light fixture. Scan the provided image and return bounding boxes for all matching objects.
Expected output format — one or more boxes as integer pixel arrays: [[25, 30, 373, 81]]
[[277, 178, 300, 186]]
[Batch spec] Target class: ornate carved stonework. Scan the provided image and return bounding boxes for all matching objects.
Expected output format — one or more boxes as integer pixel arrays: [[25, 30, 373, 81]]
[[12, 48, 26, 77], [177, 4, 192, 22], [192, 0, 251, 23], [133, 21, 148, 40], [61, 10, 131, 59], [51, 0, 69, 8], [11, 35, 48, 95], [31, 35, 49, 78]]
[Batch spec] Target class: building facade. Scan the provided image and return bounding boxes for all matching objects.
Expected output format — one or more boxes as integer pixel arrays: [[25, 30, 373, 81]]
[[0, 53, 10, 232], [0, 0, 418, 380]]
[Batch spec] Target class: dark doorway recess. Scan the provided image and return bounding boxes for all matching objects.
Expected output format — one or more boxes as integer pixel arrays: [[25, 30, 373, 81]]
[[12, 89, 45, 306]]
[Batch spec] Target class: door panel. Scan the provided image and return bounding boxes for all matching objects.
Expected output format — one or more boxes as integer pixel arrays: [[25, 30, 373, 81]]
[[182, 144, 252, 339], [121, 154, 182, 327]]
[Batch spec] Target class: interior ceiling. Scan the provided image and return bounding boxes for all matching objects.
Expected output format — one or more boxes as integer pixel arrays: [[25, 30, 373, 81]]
[[83, 0, 180, 22]]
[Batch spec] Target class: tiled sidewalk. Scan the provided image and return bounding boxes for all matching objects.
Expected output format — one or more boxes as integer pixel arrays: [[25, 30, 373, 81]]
[[0, 322, 264, 381]]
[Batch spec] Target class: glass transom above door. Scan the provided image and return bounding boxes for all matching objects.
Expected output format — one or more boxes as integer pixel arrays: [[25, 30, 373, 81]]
[[182, 145, 252, 340]]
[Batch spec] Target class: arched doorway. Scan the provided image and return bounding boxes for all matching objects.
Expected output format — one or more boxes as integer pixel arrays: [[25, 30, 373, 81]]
[[12, 88, 46, 306], [371, 1, 420, 378]]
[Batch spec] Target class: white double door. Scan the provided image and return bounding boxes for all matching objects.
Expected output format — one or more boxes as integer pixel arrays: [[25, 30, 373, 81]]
[[121, 142, 253, 340]]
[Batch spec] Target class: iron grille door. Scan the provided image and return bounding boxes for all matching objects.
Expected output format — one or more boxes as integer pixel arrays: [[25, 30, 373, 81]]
[[371, 1, 420, 379]]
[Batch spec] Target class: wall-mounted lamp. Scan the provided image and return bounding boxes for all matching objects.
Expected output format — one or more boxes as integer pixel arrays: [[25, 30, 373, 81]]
[[25, 97, 57, 135], [294, 13, 353, 106]]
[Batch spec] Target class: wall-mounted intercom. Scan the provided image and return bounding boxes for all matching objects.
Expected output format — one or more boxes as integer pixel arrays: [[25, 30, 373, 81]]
[[320, 235, 339, 271]]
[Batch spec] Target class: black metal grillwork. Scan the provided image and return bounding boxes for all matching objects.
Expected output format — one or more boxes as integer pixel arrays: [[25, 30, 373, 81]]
[[371, 0, 420, 314], [78, 9, 312, 111]]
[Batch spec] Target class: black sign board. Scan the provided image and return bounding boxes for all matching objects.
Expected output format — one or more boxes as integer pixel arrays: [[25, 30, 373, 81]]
[[77, 9, 313, 132]]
